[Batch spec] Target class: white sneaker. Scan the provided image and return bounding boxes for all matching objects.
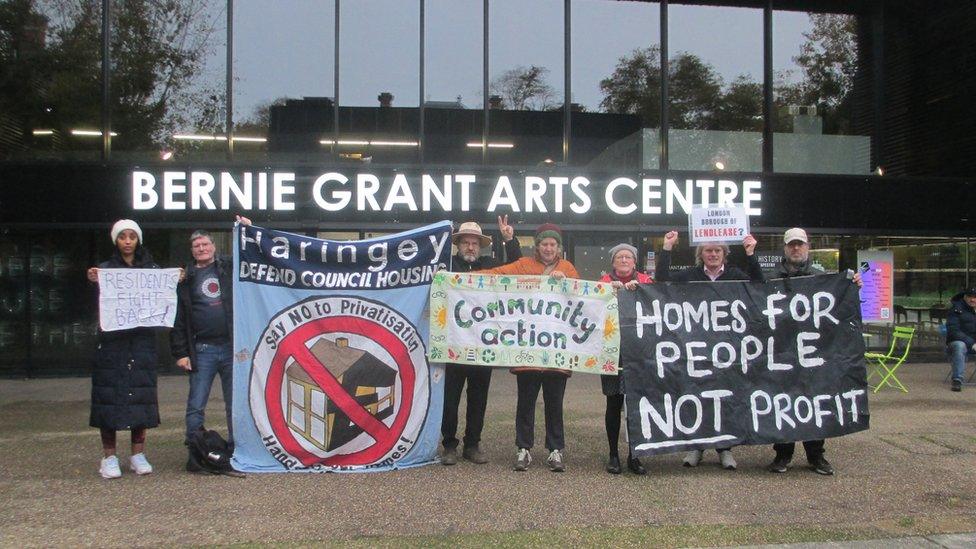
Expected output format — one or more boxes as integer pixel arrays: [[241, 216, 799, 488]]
[[129, 453, 154, 475], [546, 449, 565, 472], [719, 450, 737, 470], [99, 455, 122, 479], [683, 449, 703, 467], [513, 448, 532, 471]]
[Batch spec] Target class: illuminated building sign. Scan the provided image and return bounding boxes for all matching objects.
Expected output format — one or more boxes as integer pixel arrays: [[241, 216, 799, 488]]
[[131, 170, 762, 217]]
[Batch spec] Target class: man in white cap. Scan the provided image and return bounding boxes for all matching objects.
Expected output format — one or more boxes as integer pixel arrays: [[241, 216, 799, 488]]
[[441, 216, 521, 465], [768, 227, 861, 476]]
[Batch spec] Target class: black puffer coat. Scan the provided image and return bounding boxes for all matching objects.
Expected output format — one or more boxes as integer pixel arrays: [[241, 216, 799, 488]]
[[946, 292, 976, 348], [89, 247, 162, 431]]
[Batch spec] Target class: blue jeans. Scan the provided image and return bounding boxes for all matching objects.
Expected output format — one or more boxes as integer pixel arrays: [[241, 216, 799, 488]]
[[948, 340, 976, 381], [185, 342, 234, 445]]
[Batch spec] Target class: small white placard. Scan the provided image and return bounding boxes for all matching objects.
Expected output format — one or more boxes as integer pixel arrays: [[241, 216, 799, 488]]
[[688, 204, 750, 244], [98, 268, 180, 331]]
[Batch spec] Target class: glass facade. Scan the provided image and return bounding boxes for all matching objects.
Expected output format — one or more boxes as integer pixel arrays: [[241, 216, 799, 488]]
[[772, 11, 871, 174], [1, 1, 882, 171], [488, 0, 563, 167], [232, 1, 335, 163], [668, 4, 763, 172], [572, 0, 659, 169], [1, 2, 104, 160], [424, 0, 483, 166]]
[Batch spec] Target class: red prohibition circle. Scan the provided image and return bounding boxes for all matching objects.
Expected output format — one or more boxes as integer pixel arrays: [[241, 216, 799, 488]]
[[263, 314, 416, 467]]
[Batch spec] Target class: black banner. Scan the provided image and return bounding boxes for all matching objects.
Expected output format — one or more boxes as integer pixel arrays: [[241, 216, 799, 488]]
[[619, 274, 868, 456]]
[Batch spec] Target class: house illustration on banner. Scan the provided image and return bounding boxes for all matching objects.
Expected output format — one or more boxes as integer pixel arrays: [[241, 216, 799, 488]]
[[285, 337, 397, 452]]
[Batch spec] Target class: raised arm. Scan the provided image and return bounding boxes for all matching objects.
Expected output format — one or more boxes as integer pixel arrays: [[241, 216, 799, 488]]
[[655, 231, 678, 282]]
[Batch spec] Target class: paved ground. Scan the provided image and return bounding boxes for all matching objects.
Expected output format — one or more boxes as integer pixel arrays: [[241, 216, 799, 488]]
[[1, 361, 975, 547], [737, 531, 976, 548]]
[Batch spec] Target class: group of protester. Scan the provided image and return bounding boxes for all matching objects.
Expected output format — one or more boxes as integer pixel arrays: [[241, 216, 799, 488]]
[[83, 215, 976, 480], [439, 220, 861, 477], [86, 218, 247, 479]]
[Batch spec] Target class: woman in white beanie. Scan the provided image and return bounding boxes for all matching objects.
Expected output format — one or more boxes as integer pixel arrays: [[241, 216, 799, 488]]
[[85, 219, 162, 479], [599, 243, 653, 475]]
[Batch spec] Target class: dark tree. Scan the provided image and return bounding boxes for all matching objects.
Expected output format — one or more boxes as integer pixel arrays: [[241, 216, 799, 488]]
[[0, 0, 221, 155], [490, 65, 556, 111]]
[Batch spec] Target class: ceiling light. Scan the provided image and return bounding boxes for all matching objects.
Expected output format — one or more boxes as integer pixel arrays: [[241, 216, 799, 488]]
[[174, 134, 224, 141], [71, 129, 117, 137], [370, 140, 418, 147], [466, 142, 515, 148]]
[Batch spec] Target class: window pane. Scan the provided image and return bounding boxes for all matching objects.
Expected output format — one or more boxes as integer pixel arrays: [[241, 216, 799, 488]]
[[236, 1, 335, 163], [338, 0, 420, 165], [423, 0, 483, 166], [27, 231, 99, 374], [316, 231, 360, 241], [773, 11, 872, 174], [112, 1, 227, 163], [0, 2, 103, 160], [0, 231, 29, 375], [574, 0, 659, 169], [668, 5, 763, 172], [488, 0, 563, 167]]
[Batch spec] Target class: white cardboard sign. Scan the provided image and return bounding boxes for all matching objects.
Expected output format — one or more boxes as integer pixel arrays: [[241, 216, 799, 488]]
[[688, 204, 750, 244], [98, 268, 180, 331]]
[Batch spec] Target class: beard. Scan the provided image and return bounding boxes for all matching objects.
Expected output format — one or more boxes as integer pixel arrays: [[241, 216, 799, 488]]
[[461, 252, 478, 262]]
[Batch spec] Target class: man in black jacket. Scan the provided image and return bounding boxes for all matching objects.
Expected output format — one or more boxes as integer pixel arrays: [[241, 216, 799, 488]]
[[947, 286, 976, 392], [656, 230, 763, 283], [441, 216, 522, 465], [767, 227, 861, 476], [655, 230, 761, 471], [171, 229, 235, 450]]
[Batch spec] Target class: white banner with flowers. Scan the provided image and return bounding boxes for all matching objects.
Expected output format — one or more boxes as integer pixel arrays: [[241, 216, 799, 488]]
[[428, 272, 620, 374]]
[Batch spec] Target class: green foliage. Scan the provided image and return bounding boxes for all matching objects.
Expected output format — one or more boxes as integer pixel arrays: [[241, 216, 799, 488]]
[[600, 13, 859, 135], [599, 46, 756, 131], [774, 14, 859, 134]]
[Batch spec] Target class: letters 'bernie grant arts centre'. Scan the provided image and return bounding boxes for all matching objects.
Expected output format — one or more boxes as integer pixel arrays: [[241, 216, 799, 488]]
[[0, 0, 973, 376]]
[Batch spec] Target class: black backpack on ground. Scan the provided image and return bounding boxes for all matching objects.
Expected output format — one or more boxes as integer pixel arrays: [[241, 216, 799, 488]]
[[186, 429, 243, 477]]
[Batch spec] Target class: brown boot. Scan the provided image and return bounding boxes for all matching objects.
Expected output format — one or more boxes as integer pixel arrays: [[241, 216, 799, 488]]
[[462, 445, 489, 464]]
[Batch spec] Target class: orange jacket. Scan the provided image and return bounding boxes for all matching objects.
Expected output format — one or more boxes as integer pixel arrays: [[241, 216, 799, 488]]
[[479, 257, 579, 376], [480, 257, 579, 279]]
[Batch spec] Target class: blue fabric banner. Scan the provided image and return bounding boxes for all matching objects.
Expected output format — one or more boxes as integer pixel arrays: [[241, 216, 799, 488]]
[[231, 221, 452, 472]]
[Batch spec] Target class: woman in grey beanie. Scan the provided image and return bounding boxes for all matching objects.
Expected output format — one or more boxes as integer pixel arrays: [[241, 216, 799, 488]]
[[599, 243, 653, 474]]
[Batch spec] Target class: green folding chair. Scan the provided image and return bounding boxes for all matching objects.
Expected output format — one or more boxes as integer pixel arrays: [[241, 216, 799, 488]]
[[865, 326, 915, 393]]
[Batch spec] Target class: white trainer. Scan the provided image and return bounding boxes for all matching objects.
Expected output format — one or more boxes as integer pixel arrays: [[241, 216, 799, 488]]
[[683, 449, 703, 467], [719, 450, 737, 470], [99, 455, 122, 479], [129, 453, 154, 475]]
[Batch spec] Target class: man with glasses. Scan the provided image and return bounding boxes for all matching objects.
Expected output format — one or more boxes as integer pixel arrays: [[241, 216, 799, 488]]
[[440, 216, 521, 466]]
